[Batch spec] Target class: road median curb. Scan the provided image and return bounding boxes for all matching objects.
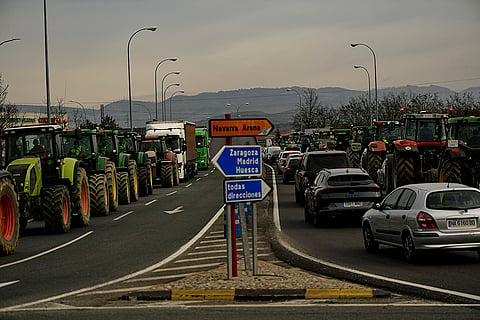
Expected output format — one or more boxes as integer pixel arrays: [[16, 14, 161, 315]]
[[122, 288, 390, 301]]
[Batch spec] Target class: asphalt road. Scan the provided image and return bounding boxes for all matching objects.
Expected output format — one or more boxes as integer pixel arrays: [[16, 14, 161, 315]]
[[273, 165, 480, 302], [0, 167, 224, 309]]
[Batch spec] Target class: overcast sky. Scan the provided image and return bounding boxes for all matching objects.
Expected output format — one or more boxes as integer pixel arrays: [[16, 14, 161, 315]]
[[1, 0, 479, 108]]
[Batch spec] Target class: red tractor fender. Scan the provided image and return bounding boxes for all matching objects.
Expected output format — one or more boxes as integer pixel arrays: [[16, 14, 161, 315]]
[[368, 141, 387, 152]]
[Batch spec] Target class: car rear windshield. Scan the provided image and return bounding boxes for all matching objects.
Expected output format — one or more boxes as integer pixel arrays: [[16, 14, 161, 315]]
[[307, 154, 349, 172], [426, 190, 480, 210], [288, 159, 301, 167], [328, 174, 373, 186]]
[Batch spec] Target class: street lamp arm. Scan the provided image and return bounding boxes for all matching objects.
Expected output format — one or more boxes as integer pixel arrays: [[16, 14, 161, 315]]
[[169, 90, 185, 121], [127, 26, 157, 130], [351, 42, 378, 119], [154, 57, 177, 120], [0, 38, 21, 46], [161, 71, 180, 121]]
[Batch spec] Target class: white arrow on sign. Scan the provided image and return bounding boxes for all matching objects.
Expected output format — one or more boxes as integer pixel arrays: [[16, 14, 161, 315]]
[[164, 206, 184, 215], [224, 179, 272, 203]]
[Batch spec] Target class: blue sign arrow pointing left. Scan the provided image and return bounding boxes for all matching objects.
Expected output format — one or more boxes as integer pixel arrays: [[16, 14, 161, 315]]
[[212, 145, 262, 177]]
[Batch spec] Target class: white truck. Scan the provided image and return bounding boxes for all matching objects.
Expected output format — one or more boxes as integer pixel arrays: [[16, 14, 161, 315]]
[[145, 120, 197, 182]]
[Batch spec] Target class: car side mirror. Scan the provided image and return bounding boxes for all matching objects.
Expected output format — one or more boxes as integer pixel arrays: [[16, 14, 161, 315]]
[[373, 202, 382, 210]]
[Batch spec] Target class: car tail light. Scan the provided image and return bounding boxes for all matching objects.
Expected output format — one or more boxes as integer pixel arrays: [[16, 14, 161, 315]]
[[417, 211, 437, 229], [369, 186, 381, 192], [319, 188, 332, 194]]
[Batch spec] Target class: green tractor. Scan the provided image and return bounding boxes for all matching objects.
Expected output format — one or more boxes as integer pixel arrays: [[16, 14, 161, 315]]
[[2, 124, 90, 233], [97, 129, 139, 204], [62, 128, 118, 215], [0, 171, 20, 255], [118, 131, 153, 197], [438, 116, 480, 187], [329, 128, 351, 151], [346, 126, 375, 167]]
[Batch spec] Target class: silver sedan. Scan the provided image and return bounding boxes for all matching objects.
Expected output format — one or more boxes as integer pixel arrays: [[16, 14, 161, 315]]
[[362, 183, 480, 262]]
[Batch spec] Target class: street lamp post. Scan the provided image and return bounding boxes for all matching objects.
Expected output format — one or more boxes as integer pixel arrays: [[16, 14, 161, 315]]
[[161, 71, 180, 121], [0, 38, 20, 46], [164, 83, 180, 120], [286, 88, 302, 108], [226, 103, 249, 118], [169, 90, 184, 121], [127, 26, 157, 130], [351, 43, 378, 119], [43, 0, 51, 123], [154, 57, 177, 120], [69, 100, 87, 123], [353, 65, 372, 123]]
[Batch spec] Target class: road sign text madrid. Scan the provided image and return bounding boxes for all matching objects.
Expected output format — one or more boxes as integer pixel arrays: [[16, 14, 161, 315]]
[[212, 145, 262, 177]]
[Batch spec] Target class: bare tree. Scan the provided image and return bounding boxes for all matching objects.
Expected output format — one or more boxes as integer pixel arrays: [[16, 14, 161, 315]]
[[0, 73, 19, 130], [293, 88, 325, 131]]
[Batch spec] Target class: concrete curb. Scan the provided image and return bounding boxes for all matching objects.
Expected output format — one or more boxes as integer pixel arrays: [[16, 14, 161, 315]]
[[122, 288, 391, 301]]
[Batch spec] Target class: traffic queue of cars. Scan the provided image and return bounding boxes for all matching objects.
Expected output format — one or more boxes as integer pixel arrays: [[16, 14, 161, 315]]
[[265, 140, 480, 263]]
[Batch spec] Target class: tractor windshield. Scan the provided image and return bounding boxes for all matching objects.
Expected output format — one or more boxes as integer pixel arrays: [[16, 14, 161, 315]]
[[377, 125, 401, 142], [165, 135, 181, 153], [405, 119, 443, 142], [6, 133, 54, 161], [62, 135, 92, 159], [455, 122, 480, 148]]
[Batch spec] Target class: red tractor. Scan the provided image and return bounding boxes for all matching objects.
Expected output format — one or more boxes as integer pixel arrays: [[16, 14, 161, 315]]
[[377, 113, 448, 193], [360, 120, 401, 183]]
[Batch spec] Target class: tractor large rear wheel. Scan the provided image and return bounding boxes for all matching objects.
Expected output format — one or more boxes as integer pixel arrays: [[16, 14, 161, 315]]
[[393, 151, 415, 188], [89, 174, 109, 216], [347, 147, 360, 168], [0, 177, 19, 255], [118, 171, 131, 205], [72, 167, 90, 227], [106, 161, 119, 211], [160, 162, 174, 187], [128, 160, 139, 202], [367, 152, 383, 183], [138, 166, 149, 197], [43, 185, 71, 233], [438, 158, 462, 183]]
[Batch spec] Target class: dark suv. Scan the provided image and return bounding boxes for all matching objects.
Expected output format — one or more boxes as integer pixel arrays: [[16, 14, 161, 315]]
[[294, 151, 350, 204]]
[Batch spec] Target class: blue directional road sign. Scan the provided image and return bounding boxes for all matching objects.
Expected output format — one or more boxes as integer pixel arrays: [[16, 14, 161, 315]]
[[224, 179, 271, 203], [212, 145, 262, 177]]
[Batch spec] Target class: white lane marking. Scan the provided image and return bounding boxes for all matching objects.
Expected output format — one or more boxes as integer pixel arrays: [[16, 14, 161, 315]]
[[204, 173, 209, 177], [269, 164, 480, 302], [266, 164, 281, 231], [166, 191, 177, 196], [164, 206, 184, 215], [196, 178, 201, 181], [145, 199, 157, 206], [0, 205, 226, 312], [0, 231, 94, 270], [124, 272, 199, 283], [6, 302, 480, 312], [0, 280, 20, 288], [113, 211, 134, 221], [185, 183, 193, 188], [153, 262, 222, 273]]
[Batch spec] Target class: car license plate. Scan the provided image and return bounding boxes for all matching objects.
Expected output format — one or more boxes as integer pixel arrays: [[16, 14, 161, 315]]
[[447, 218, 477, 229], [343, 202, 362, 208]]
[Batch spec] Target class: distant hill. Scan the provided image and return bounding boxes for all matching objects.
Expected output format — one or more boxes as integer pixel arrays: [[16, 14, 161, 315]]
[[15, 85, 479, 132]]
